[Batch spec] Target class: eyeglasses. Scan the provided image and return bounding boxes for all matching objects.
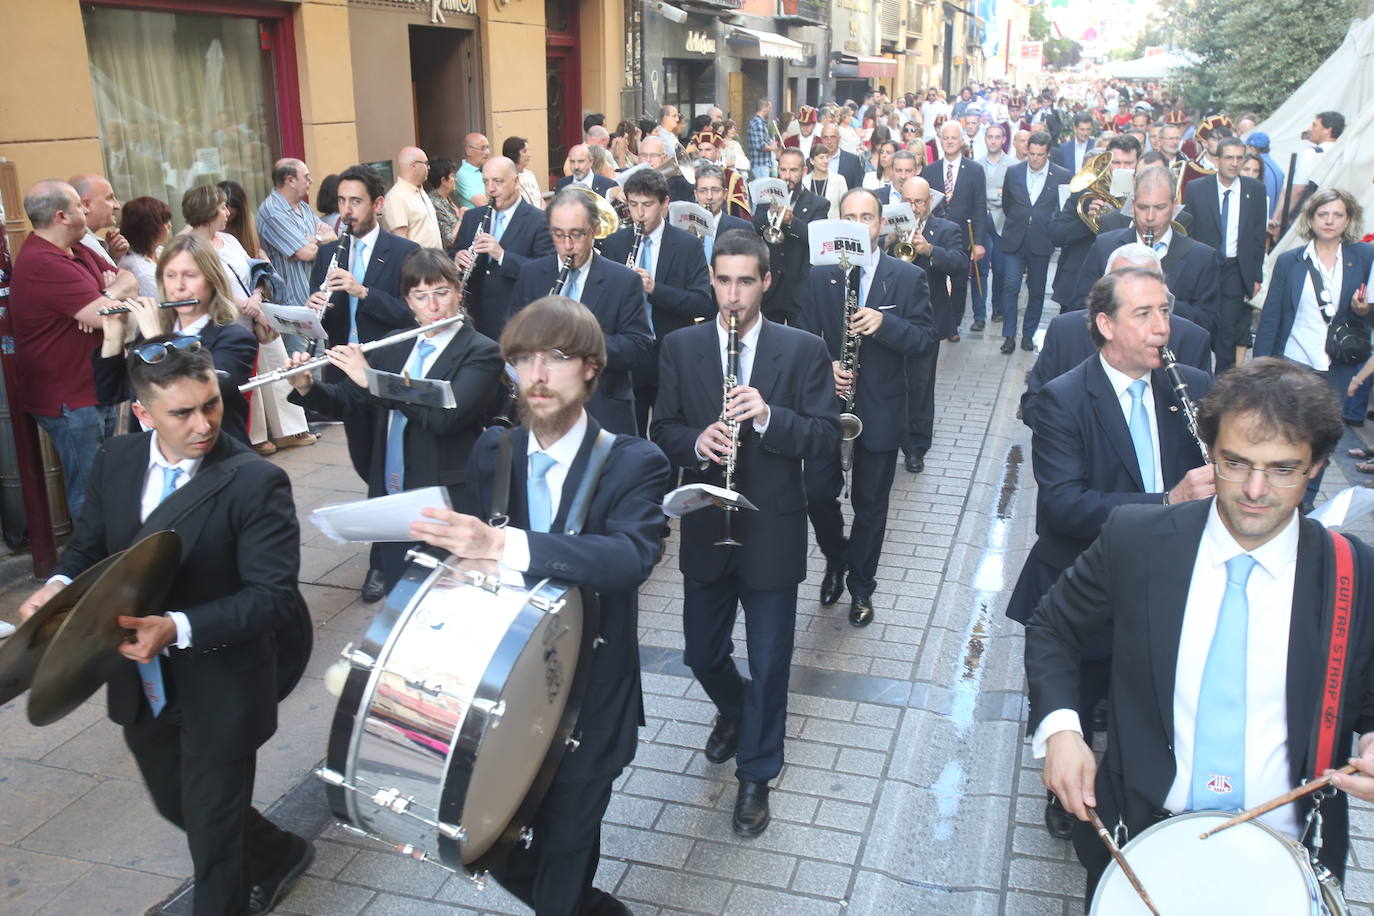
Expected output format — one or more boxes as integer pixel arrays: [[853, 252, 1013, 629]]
[[133, 336, 202, 364], [510, 348, 578, 371], [1213, 458, 1310, 487], [407, 286, 456, 305], [550, 229, 591, 243]]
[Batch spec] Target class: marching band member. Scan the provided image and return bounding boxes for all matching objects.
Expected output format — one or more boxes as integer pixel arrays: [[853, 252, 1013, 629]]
[[694, 163, 754, 252], [691, 126, 753, 218], [798, 188, 934, 626], [921, 121, 987, 341], [554, 144, 617, 198], [1048, 135, 1140, 313], [751, 148, 829, 325]]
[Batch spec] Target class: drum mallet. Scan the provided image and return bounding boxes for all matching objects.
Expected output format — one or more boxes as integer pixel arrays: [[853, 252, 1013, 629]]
[[1199, 764, 1357, 841], [1088, 807, 1161, 916]]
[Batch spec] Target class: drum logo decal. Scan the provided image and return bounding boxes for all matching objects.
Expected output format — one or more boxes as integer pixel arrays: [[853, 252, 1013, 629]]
[[1206, 773, 1233, 795], [542, 624, 565, 703]]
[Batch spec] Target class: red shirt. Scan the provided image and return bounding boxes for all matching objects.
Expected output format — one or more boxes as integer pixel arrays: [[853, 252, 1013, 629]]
[[9, 233, 106, 416]]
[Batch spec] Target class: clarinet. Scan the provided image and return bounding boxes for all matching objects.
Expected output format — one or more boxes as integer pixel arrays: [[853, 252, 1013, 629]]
[[549, 255, 575, 295], [317, 220, 352, 293], [837, 259, 864, 478], [716, 312, 743, 547], [626, 222, 645, 268], [1160, 346, 1209, 461], [458, 207, 493, 304]]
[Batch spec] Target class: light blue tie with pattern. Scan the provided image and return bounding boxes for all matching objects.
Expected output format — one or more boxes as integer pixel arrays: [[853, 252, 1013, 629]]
[[383, 339, 435, 493], [1190, 553, 1258, 811], [704, 233, 714, 264], [138, 465, 182, 716], [527, 452, 556, 533], [640, 235, 655, 333], [1126, 379, 1155, 490], [348, 237, 368, 344]]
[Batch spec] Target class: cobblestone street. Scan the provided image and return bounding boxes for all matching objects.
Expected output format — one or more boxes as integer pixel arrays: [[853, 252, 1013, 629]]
[[5, 315, 1374, 915]]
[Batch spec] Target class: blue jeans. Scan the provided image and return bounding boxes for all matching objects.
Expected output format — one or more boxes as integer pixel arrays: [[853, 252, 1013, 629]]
[[33, 404, 114, 520], [1000, 249, 1051, 340], [972, 218, 1002, 321]]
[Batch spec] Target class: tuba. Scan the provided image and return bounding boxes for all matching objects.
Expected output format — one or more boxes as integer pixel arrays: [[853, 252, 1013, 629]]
[[565, 185, 620, 239], [1070, 151, 1120, 233]]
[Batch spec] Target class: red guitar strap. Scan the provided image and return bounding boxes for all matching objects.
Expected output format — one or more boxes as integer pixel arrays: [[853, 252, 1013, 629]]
[[1313, 531, 1355, 779]]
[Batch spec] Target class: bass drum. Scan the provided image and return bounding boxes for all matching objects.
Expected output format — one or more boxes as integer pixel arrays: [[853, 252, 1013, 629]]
[[321, 553, 598, 875]]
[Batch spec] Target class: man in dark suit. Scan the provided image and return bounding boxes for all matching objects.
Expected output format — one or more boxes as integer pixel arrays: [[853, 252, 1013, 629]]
[[1054, 112, 1095, 172], [818, 123, 863, 193], [871, 150, 922, 206], [553, 144, 617, 198], [1027, 358, 1374, 903], [1070, 167, 1220, 336], [799, 189, 935, 626], [922, 121, 987, 340], [1183, 136, 1268, 371], [999, 131, 1071, 353], [1048, 136, 1141, 310], [19, 341, 313, 914], [411, 296, 670, 916], [894, 176, 968, 472], [1008, 268, 1215, 840], [751, 148, 829, 324], [695, 163, 753, 247], [652, 229, 840, 838], [600, 168, 713, 435], [508, 189, 654, 437], [451, 156, 556, 341]]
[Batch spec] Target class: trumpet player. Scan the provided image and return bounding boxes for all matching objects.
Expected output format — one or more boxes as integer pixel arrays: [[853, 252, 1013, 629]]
[[651, 229, 839, 838], [799, 189, 935, 627], [1048, 135, 1140, 312], [750, 148, 829, 325]]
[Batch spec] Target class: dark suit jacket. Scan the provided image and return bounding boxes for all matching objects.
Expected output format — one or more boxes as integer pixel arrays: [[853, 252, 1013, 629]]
[[508, 254, 654, 436], [1054, 138, 1093, 172], [1048, 189, 1097, 305], [1001, 161, 1071, 256], [922, 157, 987, 247], [461, 418, 671, 782], [667, 175, 694, 203], [1020, 312, 1213, 430], [1254, 243, 1374, 359], [599, 223, 714, 340], [555, 173, 617, 198], [716, 214, 753, 239], [833, 149, 864, 192], [287, 322, 503, 497], [1183, 174, 1268, 290], [1025, 500, 1374, 881], [1070, 228, 1220, 333], [651, 319, 840, 590], [311, 228, 419, 346], [751, 186, 830, 324], [449, 200, 555, 340], [54, 432, 307, 759], [874, 185, 893, 206], [901, 216, 968, 325], [798, 255, 935, 452]]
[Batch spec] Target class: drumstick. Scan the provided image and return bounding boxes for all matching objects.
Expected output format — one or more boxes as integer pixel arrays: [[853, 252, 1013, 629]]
[[1087, 807, 1160, 916], [1198, 764, 1357, 840]]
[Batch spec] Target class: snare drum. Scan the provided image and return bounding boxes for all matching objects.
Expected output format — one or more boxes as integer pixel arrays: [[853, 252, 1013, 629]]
[[320, 553, 598, 876], [1091, 810, 1347, 915]]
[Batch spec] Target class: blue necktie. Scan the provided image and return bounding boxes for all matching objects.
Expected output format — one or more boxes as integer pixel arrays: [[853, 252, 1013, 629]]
[[139, 465, 182, 716], [527, 451, 556, 533], [564, 267, 582, 302], [1126, 379, 1155, 490], [1220, 188, 1231, 256], [383, 339, 436, 493], [640, 236, 655, 333], [493, 209, 507, 242], [348, 238, 368, 344], [1191, 553, 1258, 811], [1153, 241, 1167, 254], [704, 233, 714, 264]]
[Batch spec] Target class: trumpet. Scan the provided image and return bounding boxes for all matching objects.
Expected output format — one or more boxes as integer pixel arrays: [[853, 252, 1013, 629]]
[[97, 298, 199, 315], [892, 219, 926, 262], [762, 183, 796, 245], [716, 312, 743, 547], [838, 255, 864, 480], [457, 207, 493, 304], [239, 315, 465, 392], [550, 255, 575, 296], [626, 222, 645, 268], [1160, 346, 1208, 461], [318, 220, 352, 292]]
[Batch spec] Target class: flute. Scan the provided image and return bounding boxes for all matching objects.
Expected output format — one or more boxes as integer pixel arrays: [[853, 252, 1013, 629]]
[[97, 298, 200, 315], [239, 314, 465, 392]]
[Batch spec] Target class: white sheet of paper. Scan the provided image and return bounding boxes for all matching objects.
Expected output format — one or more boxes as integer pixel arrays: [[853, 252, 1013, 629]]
[[809, 218, 874, 268], [1109, 168, 1134, 197], [262, 303, 328, 341], [749, 178, 788, 207], [310, 486, 453, 544], [882, 202, 916, 237], [1308, 486, 1374, 528], [661, 483, 759, 518], [668, 201, 715, 237], [615, 163, 650, 187]]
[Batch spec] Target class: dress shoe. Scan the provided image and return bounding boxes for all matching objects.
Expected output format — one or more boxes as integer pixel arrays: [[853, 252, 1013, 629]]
[[733, 780, 771, 837], [946, 333, 961, 343], [849, 594, 874, 628], [970, 319, 985, 332], [1021, 336, 1035, 352], [991, 310, 1004, 321], [361, 568, 387, 604], [704, 715, 740, 763], [1044, 793, 1075, 841], [249, 834, 314, 914], [1000, 337, 1015, 355], [904, 453, 924, 474], [820, 557, 846, 606]]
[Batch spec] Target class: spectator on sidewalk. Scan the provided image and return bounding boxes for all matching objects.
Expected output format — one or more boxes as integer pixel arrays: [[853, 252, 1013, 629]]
[[255, 158, 335, 312], [383, 147, 442, 250], [117, 196, 172, 299], [71, 173, 128, 268], [455, 133, 492, 210]]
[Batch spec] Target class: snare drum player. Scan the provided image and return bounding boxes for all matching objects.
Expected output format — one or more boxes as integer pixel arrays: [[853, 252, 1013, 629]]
[[410, 295, 671, 915], [1026, 358, 1374, 904], [18, 341, 313, 915]]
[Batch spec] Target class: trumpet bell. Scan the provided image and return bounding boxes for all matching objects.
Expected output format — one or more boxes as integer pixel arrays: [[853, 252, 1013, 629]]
[[761, 224, 784, 245], [1068, 151, 1111, 193], [566, 185, 620, 239], [892, 241, 918, 261], [840, 412, 863, 441]]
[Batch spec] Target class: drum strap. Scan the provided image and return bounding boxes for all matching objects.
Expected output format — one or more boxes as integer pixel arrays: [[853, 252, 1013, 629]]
[[1312, 530, 1356, 779], [489, 429, 513, 528], [561, 430, 616, 536]]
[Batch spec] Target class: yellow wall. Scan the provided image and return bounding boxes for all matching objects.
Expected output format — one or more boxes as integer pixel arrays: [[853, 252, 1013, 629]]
[[578, 0, 624, 125], [297, 0, 360, 176], [482, 0, 551, 192]]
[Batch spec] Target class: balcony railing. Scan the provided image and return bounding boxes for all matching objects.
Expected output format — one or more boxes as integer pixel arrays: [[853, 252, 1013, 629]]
[[776, 0, 826, 24]]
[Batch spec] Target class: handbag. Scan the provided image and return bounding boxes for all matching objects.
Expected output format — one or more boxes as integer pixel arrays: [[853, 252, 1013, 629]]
[[229, 259, 280, 344], [1309, 259, 1369, 365]]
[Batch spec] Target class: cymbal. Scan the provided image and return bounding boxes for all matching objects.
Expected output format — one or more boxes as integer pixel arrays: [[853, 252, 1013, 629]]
[[0, 552, 122, 707], [28, 531, 182, 726]]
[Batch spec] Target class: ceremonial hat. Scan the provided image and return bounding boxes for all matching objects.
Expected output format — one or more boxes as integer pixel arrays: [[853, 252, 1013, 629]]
[[797, 106, 818, 125], [1197, 114, 1235, 139], [692, 127, 724, 147]]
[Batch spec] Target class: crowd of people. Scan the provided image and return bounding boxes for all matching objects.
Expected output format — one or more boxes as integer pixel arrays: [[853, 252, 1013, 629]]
[[4, 72, 1374, 915]]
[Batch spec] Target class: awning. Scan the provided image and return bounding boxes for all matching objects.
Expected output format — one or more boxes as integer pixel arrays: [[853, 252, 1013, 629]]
[[730, 26, 805, 63], [856, 54, 897, 78]]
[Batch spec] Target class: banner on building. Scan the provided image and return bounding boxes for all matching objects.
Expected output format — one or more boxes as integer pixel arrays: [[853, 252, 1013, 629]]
[[1017, 41, 1044, 70]]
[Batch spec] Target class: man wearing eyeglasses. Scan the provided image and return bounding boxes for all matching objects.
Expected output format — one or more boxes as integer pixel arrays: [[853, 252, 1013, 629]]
[[1027, 356, 1374, 905], [1007, 267, 1215, 841], [506, 188, 654, 436]]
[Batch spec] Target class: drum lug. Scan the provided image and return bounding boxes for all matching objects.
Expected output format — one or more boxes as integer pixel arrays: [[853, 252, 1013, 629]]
[[340, 642, 376, 670], [592, 635, 606, 649], [469, 871, 488, 891], [371, 786, 414, 814], [565, 733, 581, 751], [405, 549, 440, 569], [315, 767, 347, 787], [528, 594, 566, 615], [438, 822, 468, 844], [518, 826, 535, 848], [473, 697, 507, 726], [465, 569, 502, 594]]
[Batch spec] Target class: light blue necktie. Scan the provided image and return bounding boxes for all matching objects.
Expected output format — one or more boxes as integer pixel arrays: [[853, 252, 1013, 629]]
[[1126, 379, 1155, 490], [640, 235, 655, 333], [704, 233, 714, 264], [564, 267, 582, 302], [1154, 241, 1167, 254], [383, 339, 435, 493], [348, 238, 368, 344], [493, 209, 507, 242], [138, 465, 182, 716], [1190, 553, 1258, 811], [527, 451, 556, 533]]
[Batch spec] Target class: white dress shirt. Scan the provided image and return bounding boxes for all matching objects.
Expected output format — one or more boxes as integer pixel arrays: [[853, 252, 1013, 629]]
[[1026, 163, 1048, 203], [1136, 226, 1173, 259], [1099, 354, 1163, 492], [143, 432, 202, 649], [1072, 139, 1091, 172], [500, 409, 590, 576], [1284, 242, 1343, 372], [489, 199, 522, 265], [1216, 176, 1241, 258], [712, 315, 770, 435]]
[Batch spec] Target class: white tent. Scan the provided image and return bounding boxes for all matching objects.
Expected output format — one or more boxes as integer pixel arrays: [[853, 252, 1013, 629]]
[[1106, 51, 1196, 81]]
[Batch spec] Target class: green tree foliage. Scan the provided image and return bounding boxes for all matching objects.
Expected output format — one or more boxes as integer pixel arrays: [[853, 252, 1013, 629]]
[[1028, 4, 1082, 70]]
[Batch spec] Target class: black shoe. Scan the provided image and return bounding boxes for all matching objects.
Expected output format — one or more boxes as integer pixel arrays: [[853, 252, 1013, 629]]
[[820, 557, 846, 607], [1000, 337, 1015, 354], [970, 319, 985, 332], [991, 311, 1003, 321], [904, 453, 925, 474], [733, 780, 770, 837], [249, 834, 315, 914], [1021, 336, 1035, 352], [849, 594, 874, 628], [1091, 698, 1109, 734], [1044, 793, 1075, 841], [946, 333, 961, 342], [361, 568, 387, 603], [704, 715, 740, 763]]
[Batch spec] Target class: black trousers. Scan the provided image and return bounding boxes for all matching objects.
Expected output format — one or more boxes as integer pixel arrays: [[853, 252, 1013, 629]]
[[804, 443, 899, 598], [683, 573, 797, 783], [489, 775, 623, 915], [947, 275, 970, 337], [633, 382, 657, 440], [903, 342, 939, 458], [123, 700, 294, 915], [1213, 259, 1251, 373]]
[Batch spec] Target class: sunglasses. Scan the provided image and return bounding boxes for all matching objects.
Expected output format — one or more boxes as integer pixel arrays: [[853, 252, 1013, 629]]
[[134, 336, 202, 364]]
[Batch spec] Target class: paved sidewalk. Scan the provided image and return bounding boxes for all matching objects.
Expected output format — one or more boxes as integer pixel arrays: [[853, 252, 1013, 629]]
[[3, 324, 1374, 915]]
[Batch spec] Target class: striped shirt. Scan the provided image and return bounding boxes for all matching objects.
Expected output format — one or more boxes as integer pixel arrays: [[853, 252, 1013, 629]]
[[256, 189, 318, 308]]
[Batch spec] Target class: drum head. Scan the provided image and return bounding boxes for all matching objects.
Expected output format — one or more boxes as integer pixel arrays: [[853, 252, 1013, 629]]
[[1092, 811, 1323, 915]]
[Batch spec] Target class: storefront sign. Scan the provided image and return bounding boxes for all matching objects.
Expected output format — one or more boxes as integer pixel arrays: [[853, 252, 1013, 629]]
[[685, 30, 716, 54], [353, 0, 478, 22]]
